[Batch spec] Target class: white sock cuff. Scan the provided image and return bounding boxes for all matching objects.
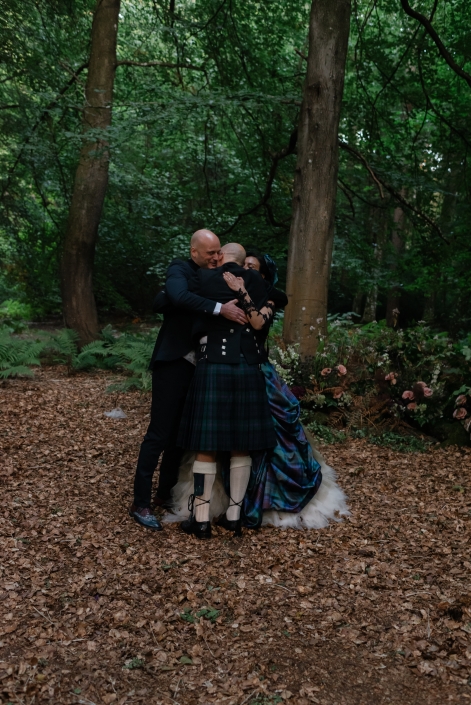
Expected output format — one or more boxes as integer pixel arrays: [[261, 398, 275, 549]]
[[193, 460, 217, 475], [230, 455, 252, 469]]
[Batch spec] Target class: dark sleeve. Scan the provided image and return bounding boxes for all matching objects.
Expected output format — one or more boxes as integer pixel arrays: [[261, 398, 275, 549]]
[[241, 270, 274, 334], [165, 261, 218, 315], [244, 270, 269, 307], [265, 282, 288, 309], [152, 289, 170, 314]]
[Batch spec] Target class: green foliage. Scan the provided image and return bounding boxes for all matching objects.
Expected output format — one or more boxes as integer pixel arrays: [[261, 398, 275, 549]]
[[3, 0, 469, 328], [353, 429, 432, 453], [249, 696, 283, 705], [0, 327, 46, 378], [304, 419, 347, 445], [0, 325, 156, 390], [180, 607, 220, 624], [272, 317, 471, 444], [123, 657, 145, 670]]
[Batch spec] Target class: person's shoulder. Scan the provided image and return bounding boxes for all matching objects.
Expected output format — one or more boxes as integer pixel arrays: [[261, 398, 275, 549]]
[[167, 258, 194, 275]]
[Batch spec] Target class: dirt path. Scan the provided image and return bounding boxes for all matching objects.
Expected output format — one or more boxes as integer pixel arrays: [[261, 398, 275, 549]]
[[1, 367, 470, 705]]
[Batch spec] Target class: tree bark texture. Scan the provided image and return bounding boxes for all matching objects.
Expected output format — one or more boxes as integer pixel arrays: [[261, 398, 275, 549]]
[[61, 0, 120, 345], [283, 0, 351, 359]]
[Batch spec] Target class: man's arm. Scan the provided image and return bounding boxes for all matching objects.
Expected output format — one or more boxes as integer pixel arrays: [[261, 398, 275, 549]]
[[166, 261, 246, 323]]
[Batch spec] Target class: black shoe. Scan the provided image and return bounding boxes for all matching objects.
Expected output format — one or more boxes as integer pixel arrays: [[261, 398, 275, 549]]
[[180, 516, 212, 539], [129, 504, 163, 531], [216, 513, 242, 537]]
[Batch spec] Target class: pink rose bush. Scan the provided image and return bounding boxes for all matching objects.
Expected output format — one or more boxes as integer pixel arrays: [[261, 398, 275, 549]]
[[402, 390, 415, 400], [456, 394, 468, 406], [407, 402, 417, 411], [336, 365, 347, 376], [453, 407, 467, 420], [320, 368, 332, 377]]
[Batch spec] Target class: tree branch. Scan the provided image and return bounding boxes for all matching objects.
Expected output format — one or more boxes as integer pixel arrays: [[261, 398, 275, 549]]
[[339, 140, 448, 242], [339, 140, 384, 198], [219, 128, 298, 235], [1, 62, 88, 200], [116, 59, 206, 71], [400, 0, 471, 89]]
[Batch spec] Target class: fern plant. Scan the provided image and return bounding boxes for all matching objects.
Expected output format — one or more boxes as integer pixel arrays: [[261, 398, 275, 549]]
[[0, 324, 158, 390], [0, 327, 46, 378]]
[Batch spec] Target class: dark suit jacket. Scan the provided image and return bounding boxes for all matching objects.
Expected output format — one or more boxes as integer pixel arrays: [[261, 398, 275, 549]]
[[150, 258, 218, 365], [189, 262, 269, 364]]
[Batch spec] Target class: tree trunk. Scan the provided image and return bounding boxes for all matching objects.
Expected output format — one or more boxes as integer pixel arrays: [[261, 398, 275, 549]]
[[361, 207, 387, 323], [385, 203, 404, 327], [283, 0, 351, 359], [61, 0, 120, 345], [361, 285, 378, 323], [352, 290, 364, 317]]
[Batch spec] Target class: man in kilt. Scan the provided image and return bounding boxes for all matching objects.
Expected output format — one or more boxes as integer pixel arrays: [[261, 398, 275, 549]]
[[129, 230, 247, 531], [178, 243, 277, 539]]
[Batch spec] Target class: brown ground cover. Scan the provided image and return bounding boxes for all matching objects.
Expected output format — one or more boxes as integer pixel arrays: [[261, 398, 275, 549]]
[[1, 367, 471, 705]]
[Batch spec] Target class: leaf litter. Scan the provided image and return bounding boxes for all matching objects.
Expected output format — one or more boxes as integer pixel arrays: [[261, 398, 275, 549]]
[[1, 366, 471, 704]]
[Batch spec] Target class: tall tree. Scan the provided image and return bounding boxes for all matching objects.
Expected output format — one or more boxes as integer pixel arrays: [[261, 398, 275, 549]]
[[60, 0, 120, 344], [283, 0, 351, 358]]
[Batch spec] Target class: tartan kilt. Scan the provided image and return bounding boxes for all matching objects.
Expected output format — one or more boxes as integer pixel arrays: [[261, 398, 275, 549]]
[[177, 358, 276, 451]]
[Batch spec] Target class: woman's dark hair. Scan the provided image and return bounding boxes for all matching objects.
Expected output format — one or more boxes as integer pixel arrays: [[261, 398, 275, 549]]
[[245, 250, 272, 282], [245, 250, 279, 285]]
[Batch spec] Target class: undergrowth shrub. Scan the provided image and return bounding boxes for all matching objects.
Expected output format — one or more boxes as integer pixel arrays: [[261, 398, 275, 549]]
[[0, 324, 156, 391], [271, 315, 471, 446]]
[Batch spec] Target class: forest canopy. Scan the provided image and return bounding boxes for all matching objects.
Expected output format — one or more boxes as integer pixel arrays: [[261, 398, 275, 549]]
[[1, 0, 470, 332]]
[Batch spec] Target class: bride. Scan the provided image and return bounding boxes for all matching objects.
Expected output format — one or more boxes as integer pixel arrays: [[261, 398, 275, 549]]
[[164, 251, 349, 532]]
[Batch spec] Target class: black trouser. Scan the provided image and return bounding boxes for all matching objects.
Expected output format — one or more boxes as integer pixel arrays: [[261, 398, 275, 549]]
[[133, 358, 195, 508]]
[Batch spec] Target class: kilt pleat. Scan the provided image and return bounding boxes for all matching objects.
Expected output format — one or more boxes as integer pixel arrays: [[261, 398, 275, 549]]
[[177, 359, 276, 451]]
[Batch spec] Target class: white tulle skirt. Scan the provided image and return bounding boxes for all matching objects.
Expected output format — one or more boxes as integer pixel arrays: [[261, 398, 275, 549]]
[[162, 442, 349, 530]]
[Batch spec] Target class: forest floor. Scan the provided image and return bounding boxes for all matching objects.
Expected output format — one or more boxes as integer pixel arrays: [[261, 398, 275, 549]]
[[1, 367, 471, 705]]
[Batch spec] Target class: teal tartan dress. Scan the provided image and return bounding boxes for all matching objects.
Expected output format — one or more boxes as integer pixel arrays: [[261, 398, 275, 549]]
[[236, 361, 323, 528]]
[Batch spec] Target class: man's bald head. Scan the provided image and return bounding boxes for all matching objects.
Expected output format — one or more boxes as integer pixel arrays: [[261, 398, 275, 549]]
[[220, 243, 246, 266], [190, 229, 221, 269]]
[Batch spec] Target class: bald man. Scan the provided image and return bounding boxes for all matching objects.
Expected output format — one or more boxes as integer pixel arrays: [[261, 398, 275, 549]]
[[130, 230, 246, 531]]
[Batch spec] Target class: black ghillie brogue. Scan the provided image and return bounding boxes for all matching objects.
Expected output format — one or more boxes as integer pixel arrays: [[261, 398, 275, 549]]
[[215, 513, 242, 537], [180, 494, 212, 539], [180, 515, 212, 539]]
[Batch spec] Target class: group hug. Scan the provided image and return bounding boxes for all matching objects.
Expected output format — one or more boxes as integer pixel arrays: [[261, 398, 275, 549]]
[[129, 229, 348, 539]]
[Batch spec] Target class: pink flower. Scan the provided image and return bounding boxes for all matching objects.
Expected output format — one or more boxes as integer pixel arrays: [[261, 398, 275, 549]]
[[453, 407, 468, 420], [423, 387, 433, 397], [333, 389, 343, 399], [391, 378, 397, 385], [336, 365, 347, 376], [407, 402, 417, 411], [456, 394, 468, 406], [321, 368, 332, 377], [385, 372, 395, 381], [402, 390, 415, 400], [416, 381, 427, 389]]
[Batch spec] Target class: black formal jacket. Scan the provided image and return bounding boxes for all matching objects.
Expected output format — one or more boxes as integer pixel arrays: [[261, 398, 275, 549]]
[[189, 262, 269, 364], [150, 258, 218, 365]]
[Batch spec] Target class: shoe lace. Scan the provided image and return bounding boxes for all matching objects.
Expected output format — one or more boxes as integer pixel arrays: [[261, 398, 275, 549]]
[[188, 494, 211, 517]]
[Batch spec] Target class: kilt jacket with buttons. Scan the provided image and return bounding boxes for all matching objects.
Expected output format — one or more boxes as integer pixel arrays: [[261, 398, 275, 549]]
[[188, 262, 270, 365]]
